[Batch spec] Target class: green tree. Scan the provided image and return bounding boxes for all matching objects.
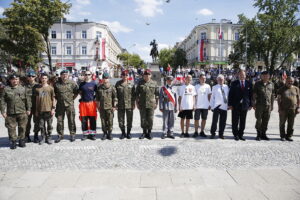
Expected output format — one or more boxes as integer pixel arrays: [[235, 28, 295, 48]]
[[230, 0, 300, 72], [173, 48, 187, 69], [158, 48, 175, 70], [117, 52, 145, 68], [1, 0, 71, 72]]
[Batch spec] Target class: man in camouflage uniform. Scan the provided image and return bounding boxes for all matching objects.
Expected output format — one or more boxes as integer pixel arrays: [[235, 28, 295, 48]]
[[96, 72, 117, 140], [277, 76, 300, 141], [54, 70, 79, 142], [136, 69, 159, 140], [252, 71, 275, 141], [24, 70, 40, 143], [1, 74, 31, 149], [115, 70, 135, 139]]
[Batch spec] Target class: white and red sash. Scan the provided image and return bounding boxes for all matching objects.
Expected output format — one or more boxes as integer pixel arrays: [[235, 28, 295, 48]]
[[162, 86, 175, 106]]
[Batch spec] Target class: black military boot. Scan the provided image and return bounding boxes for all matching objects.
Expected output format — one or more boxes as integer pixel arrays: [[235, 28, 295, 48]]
[[25, 136, 32, 143], [81, 135, 88, 141], [55, 135, 63, 143], [19, 139, 26, 148], [107, 131, 113, 140], [146, 129, 153, 140], [168, 132, 175, 139], [161, 133, 167, 139], [10, 140, 17, 150], [127, 128, 132, 139], [90, 135, 96, 140], [33, 132, 39, 143], [102, 132, 107, 140], [46, 135, 52, 145], [70, 135, 75, 142], [139, 129, 147, 139], [39, 136, 45, 145], [256, 131, 261, 141], [261, 132, 269, 140], [120, 129, 126, 140]]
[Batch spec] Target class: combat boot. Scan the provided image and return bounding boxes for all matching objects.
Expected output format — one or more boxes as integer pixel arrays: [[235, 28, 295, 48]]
[[70, 135, 75, 142], [107, 131, 113, 140], [46, 136, 52, 145], [55, 135, 63, 143], [139, 129, 147, 139], [10, 141, 17, 150], [168, 132, 175, 139], [19, 139, 26, 148], [39, 136, 45, 145], [146, 129, 153, 140], [33, 132, 39, 143], [161, 132, 167, 139], [102, 132, 107, 140], [120, 129, 126, 140], [81, 135, 88, 141], [261, 132, 269, 140], [127, 128, 132, 139], [25, 136, 32, 143]]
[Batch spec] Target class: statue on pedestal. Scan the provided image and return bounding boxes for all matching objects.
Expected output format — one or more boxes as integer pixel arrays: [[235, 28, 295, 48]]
[[150, 39, 158, 63]]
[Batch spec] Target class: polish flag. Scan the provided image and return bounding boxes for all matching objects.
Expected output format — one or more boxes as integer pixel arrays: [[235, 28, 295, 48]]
[[101, 38, 106, 60], [218, 28, 222, 40], [199, 39, 204, 61], [282, 70, 287, 80]]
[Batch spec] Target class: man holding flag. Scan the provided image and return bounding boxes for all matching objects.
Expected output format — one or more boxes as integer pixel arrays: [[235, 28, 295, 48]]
[[159, 75, 177, 139]]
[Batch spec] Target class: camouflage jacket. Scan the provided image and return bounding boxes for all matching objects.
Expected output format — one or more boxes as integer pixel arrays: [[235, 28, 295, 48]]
[[96, 83, 117, 110], [54, 79, 79, 107], [136, 79, 159, 109], [252, 80, 275, 107], [115, 80, 135, 109]]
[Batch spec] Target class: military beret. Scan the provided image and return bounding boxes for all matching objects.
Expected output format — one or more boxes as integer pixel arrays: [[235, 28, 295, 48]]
[[261, 71, 269, 75], [60, 70, 69, 75], [121, 70, 129, 76], [103, 72, 110, 79], [166, 75, 173, 81], [144, 69, 151, 75], [26, 69, 36, 76], [8, 74, 19, 80]]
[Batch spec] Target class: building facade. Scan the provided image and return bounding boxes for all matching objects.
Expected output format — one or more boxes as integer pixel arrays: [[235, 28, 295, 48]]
[[177, 21, 241, 69], [42, 19, 123, 73]]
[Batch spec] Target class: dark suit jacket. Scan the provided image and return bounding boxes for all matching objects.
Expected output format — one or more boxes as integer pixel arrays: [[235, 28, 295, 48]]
[[228, 80, 252, 110]]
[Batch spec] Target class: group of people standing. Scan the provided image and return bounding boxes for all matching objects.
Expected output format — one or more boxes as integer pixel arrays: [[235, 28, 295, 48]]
[[0, 68, 299, 150]]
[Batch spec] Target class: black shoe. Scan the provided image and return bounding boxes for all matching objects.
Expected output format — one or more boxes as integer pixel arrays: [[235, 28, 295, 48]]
[[25, 136, 32, 143], [33, 135, 39, 143], [107, 132, 113, 140], [81, 135, 88, 141], [200, 131, 207, 137], [10, 141, 17, 150], [70, 135, 75, 142], [120, 130, 126, 140], [139, 134, 145, 139], [180, 133, 185, 138], [239, 136, 246, 141], [286, 137, 293, 142], [19, 139, 26, 147], [256, 136, 261, 141], [102, 133, 107, 140], [184, 133, 190, 138], [210, 134, 215, 139], [46, 136, 52, 145], [161, 134, 166, 139], [280, 138, 285, 141], [168, 135, 175, 139], [146, 133, 153, 140], [261, 135, 269, 141], [234, 136, 239, 141], [127, 133, 132, 139], [90, 135, 96, 140], [193, 132, 199, 138], [218, 135, 224, 139], [39, 137, 45, 145], [55, 136, 63, 143]]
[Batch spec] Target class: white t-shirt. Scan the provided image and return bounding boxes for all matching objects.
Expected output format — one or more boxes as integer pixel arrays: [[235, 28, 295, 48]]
[[179, 84, 196, 110], [195, 83, 211, 109]]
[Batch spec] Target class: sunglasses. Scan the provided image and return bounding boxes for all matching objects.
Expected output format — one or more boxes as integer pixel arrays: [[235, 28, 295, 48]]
[[85, 74, 91, 76], [27, 75, 36, 78]]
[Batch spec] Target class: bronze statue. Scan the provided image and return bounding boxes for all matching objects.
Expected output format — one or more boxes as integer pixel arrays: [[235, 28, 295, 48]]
[[150, 39, 158, 63]]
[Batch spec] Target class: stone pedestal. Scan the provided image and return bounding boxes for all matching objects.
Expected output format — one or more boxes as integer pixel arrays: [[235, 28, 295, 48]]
[[148, 63, 162, 86]]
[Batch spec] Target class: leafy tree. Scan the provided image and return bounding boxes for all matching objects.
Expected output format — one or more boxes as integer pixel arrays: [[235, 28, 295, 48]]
[[158, 48, 175, 70], [173, 48, 187, 69], [117, 52, 145, 68], [230, 0, 300, 72]]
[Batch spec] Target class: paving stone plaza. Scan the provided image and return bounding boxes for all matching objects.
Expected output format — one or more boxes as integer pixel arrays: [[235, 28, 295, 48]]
[[0, 85, 299, 200]]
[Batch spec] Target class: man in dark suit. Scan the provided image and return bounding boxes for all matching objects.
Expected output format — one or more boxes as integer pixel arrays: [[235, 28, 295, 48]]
[[228, 69, 252, 141]]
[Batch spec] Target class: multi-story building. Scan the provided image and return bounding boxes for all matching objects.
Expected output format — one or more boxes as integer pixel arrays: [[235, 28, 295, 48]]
[[177, 20, 241, 69], [42, 19, 123, 73]]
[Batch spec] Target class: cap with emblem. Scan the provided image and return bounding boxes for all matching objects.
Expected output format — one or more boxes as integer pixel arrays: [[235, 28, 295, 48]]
[[143, 69, 151, 75], [103, 72, 110, 79], [60, 70, 69, 75], [121, 70, 129, 76], [9, 74, 19, 80], [27, 69, 36, 77], [166, 75, 173, 81], [261, 71, 269, 75]]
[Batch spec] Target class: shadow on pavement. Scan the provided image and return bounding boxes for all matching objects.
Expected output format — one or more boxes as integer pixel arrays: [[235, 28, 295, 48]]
[[158, 146, 178, 157]]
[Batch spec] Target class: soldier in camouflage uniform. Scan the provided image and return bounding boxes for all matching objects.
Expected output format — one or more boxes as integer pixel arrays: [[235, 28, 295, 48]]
[[136, 69, 159, 140], [115, 70, 135, 139], [252, 71, 275, 141], [54, 70, 79, 142], [96, 72, 117, 140], [24, 70, 40, 143], [0, 74, 31, 149]]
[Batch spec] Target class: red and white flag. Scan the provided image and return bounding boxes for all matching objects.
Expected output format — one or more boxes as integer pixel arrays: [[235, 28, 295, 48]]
[[282, 71, 287, 80], [199, 39, 204, 61], [218, 28, 222, 40]]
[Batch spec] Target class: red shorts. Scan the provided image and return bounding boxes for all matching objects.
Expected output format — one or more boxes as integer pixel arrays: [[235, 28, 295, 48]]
[[79, 101, 97, 117]]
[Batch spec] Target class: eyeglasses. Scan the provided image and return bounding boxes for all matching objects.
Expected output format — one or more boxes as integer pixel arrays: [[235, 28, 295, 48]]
[[85, 74, 91, 76], [27, 76, 35, 78]]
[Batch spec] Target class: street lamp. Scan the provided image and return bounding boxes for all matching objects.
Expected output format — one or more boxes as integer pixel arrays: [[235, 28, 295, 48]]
[[219, 19, 231, 73]]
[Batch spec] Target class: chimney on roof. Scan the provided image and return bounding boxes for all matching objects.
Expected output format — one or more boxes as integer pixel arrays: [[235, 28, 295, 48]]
[[84, 19, 88, 22]]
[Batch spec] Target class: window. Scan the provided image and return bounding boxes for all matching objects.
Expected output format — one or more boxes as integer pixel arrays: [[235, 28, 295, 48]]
[[82, 30, 87, 39], [96, 31, 102, 39], [201, 32, 206, 40], [51, 31, 56, 39], [82, 46, 87, 55], [66, 46, 72, 55], [235, 32, 239, 40], [51, 46, 56, 55], [66, 31, 71, 39]]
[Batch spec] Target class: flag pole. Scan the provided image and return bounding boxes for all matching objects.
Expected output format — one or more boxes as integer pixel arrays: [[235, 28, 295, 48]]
[[219, 21, 222, 74]]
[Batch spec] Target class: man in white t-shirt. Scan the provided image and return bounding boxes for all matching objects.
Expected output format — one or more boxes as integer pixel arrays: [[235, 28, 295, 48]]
[[194, 73, 211, 137], [178, 75, 196, 137]]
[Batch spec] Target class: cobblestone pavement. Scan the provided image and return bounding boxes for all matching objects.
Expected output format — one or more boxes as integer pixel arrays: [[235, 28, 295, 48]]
[[0, 93, 299, 171]]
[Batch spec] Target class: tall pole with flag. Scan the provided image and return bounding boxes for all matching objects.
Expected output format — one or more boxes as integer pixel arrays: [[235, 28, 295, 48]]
[[60, 18, 64, 70], [219, 21, 222, 74]]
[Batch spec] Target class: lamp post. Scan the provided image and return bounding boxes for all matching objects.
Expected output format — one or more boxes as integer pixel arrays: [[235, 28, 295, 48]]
[[127, 43, 136, 69], [60, 18, 64, 70], [219, 19, 231, 73]]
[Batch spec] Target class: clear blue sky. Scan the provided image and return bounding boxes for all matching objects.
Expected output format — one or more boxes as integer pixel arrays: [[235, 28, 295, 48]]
[[0, 0, 259, 61]]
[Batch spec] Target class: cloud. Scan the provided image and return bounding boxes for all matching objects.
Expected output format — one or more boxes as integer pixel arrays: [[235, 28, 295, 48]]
[[0, 7, 4, 15], [197, 8, 214, 16], [134, 0, 163, 17], [76, 0, 91, 5], [100, 20, 133, 33], [78, 11, 91, 16], [178, 37, 185, 42]]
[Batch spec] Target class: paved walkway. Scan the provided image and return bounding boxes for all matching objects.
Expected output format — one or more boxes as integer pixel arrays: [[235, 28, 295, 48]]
[[0, 91, 299, 199]]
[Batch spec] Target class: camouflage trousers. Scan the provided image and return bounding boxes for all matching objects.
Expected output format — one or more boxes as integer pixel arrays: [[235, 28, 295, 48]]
[[25, 113, 40, 137], [279, 109, 296, 139], [38, 112, 53, 137], [5, 113, 28, 141], [117, 109, 133, 130], [55, 105, 76, 136], [255, 105, 271, 134], [140, 108, 154, 130], [100, 109, 114, 132]]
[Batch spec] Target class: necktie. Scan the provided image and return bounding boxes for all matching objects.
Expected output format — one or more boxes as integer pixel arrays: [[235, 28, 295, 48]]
[[241, 81, 244, 89], [221, 86, 228, 104]]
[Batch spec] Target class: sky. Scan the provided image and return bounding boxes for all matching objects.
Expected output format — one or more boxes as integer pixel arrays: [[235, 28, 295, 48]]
[[0, 0, 259, 62]]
